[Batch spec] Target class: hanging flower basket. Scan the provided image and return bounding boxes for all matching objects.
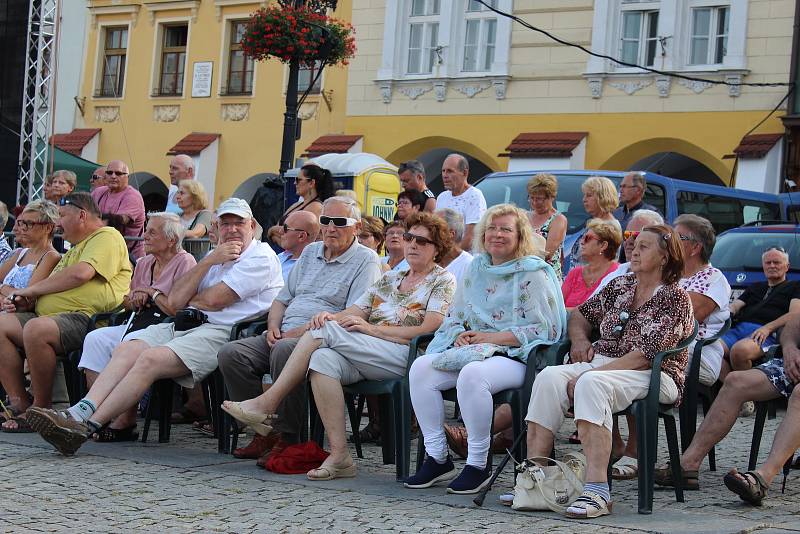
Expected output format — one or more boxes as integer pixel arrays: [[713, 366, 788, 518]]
[[241, 5, 356, 67]]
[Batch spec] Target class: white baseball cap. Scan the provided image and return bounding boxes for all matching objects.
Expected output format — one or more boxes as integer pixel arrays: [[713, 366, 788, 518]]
[[216, 197, 253, 219]]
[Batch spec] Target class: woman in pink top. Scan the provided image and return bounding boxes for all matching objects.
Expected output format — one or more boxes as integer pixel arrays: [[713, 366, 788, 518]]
[[562, 218, 622, 311]]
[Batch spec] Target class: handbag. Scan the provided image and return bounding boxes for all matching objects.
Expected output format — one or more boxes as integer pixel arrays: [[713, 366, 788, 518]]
[[511, 452, 586, 513], [127, 304, 166, 334]]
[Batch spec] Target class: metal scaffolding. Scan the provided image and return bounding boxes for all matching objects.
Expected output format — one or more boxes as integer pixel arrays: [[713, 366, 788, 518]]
[[17, 0, 58, 205]]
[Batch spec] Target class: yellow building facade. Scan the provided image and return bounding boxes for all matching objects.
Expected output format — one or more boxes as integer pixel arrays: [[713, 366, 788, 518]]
[[75, 0, 352, 206], [344, 0, 794, 190]]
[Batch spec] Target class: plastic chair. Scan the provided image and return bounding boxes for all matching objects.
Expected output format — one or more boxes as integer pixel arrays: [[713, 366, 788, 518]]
[[64, 310, 127, 403], [679, 317, 732, 471]]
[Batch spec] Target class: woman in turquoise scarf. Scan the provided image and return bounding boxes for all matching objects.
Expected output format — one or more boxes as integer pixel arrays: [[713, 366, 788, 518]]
[[405, 204, 567, 495]]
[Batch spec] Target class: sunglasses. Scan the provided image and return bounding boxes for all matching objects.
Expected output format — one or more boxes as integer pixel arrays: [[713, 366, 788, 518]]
[[402, 232, 435, 246], [105, 170, 128, 176], [582, 233, 599, 243], [319, 215, 357, 228], [610, 311, 630, 338], [764, 246, 787, 253], [282, 224, 307, 234], [90, 175, 103, 181], [59, 198, 87, 210], [623, 230, 640, 240], [678, 234, 696, 242]]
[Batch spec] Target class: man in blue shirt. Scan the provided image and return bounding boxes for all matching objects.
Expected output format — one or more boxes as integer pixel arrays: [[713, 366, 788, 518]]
[[613, 172, 659, 261], [276, 211, 319, 282]]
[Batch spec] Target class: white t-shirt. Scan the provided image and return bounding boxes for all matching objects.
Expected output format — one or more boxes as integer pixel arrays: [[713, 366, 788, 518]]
[[590, 262, 631, 298], [165, 185, 182, 215], [445, 250, 473, 286], [436, 186, 487, 225], [198, 239, 283, 325]]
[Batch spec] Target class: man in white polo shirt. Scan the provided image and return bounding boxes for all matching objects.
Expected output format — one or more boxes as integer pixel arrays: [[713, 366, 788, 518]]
[[436, 154, 486, 251], [29, 198, 284, 455]]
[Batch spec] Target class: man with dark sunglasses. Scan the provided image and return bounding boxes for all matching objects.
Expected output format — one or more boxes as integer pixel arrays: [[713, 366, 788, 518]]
[[89, 167, 106, 191], [91, 160, 146, 259], [276, 211, 319, 281]]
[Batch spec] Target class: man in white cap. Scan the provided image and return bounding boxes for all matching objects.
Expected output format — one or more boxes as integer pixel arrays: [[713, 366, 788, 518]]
[[28, 198, 284, 455]]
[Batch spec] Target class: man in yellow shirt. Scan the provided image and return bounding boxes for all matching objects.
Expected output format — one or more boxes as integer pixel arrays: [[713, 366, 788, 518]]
[[0, 192, 131, 432]]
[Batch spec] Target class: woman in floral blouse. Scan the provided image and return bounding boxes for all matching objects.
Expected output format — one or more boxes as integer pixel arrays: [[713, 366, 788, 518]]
[[405, 204, 566, 495], [523, 224, 694, 519], [222, 212, 456, 480]]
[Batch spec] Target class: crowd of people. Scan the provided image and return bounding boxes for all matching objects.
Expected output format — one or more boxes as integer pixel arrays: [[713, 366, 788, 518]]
[[0, 155, 797, 520]]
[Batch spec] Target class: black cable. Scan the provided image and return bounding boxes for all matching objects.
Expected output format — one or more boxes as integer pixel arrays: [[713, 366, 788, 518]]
[[474, 0, 793, 88], [741, 87, 794, 139], [297, 57, 328, 108]]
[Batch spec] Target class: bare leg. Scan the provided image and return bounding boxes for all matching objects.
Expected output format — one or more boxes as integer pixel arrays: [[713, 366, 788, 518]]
[[493, 404, 513, 438], [309, 371, 352, 466], [681, 370, 780, 471], [578, 420, 613, 483], [754, 387, 800, 485], [0, 315, 29, 412], [85, 370, 99, 388], [84, 340, 150, 408], [226, 331, 322, 414], [730, 339, 763, 371], [22, 317, 64, 408], [718, 343, 732, 383], [525, 421, 555, 458]]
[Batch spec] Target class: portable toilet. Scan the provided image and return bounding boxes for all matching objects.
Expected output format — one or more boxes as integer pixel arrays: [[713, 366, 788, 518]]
[[284, 153, 401, 220]]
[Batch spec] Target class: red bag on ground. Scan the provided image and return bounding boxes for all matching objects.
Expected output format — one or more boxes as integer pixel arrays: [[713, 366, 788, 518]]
[[265, 441, 330, 474]]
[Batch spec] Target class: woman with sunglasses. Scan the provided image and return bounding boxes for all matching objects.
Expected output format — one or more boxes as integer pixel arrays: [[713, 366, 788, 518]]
[[405, 204, 566, 495], [222, 212, 457, 480], [0, 200, 60, 302], [521, 224, 693, 519], [268, 164, 335, 245], [562, 219, 622, 312]]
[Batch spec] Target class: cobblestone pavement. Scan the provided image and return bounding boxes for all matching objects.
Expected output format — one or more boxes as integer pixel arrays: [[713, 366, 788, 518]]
[[0, 409, 798, 533]]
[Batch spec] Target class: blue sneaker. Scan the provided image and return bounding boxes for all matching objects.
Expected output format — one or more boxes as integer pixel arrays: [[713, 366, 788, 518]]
[[446, 464, 492, 494], [404, 456, 457, 489]]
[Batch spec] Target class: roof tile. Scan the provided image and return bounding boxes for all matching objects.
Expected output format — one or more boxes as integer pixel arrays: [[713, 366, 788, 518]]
[[732, 133, 783, 159], [499, 132, 588, 158], [50, 128, 101, 156], [167, 133, 220, 156], [302, 134, 362, 158]]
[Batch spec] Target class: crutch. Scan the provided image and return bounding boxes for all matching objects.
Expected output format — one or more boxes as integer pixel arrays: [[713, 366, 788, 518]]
[[473, 427, 528, 506]]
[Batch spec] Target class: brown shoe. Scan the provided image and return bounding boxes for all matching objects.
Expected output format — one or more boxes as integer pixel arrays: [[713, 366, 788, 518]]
[[444, 424, 468, 459], [233, 432, 281, 459], [26, 407, 89, 456], [256, 438, 291, 468]]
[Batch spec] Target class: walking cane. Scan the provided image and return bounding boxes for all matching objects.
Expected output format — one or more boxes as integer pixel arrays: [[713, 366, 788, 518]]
[[121, 309, 137, 340], [473, 427, 528, 506]]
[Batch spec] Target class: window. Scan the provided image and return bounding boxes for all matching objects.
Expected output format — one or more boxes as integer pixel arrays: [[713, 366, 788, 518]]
[[158, 24, 188, 96], [620, 7, 659, 67], [689, 6, 729, 65], [100, 27, 127, 97], [677, 191, 779, 233], [463, 0, 497, 72], [226, 21, 254, 95], [298, 60, 323, 94], [406, 0, 440, 75]]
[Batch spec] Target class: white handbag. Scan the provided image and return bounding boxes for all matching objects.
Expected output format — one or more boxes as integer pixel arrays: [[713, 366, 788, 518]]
[[511, 452, 586, 513]]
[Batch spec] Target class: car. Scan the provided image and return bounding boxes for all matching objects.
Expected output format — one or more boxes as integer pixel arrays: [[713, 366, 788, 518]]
[[709, 223, 800, 300]]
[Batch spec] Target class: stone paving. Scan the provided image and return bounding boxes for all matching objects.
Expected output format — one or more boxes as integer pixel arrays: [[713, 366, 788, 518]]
[[0, 409, 798, 533]]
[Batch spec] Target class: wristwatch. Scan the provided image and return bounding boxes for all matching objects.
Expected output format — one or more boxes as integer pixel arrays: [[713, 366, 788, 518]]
[[152, 290, 163, 301]]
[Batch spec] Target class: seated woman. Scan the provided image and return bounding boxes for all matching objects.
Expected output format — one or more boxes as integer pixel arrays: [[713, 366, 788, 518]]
[[526, 173, 567, 281], [523, 224, 693, 519], [74, 212, 196, 441], [383, 220, 410, 272], [562, 219, 621, 311], [404, 204, 566, 495], [222, 212, 457, 480], [395, 190, 426, 222], [175, 180, 213, 239]]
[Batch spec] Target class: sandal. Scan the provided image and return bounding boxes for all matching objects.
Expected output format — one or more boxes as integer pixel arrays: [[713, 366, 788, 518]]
[[654, 462, 699, 490], [307, 460, 357, 480], [350, 421, 381, 444], [170, 408, 205, 424], [220, 401, 277, 436], [564, 490, 613, 519], [611, 456, 638, 480], [92, 425, 139, 443], [192, 420, 215, 436], [568, 430, 581, 444], [724, 469, 769, 506], [1, 417, 34, 433], [443, 424, 468, 459]]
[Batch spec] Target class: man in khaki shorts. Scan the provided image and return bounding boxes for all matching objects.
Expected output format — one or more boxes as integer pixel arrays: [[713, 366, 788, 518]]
[[28, 198, 284, 455], [0, 192, 131, 432]]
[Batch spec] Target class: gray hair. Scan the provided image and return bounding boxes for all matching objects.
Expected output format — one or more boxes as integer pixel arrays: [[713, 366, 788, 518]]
[[398, 160, 426, 178], [47, 169, 77, 188], [173, 154, 195, 171], [23, 199, 59, 224], [0, 201, 8, 229], [763, 247, 789, 263], [625, 171, 646, 190], [673, 214, 716, 263], [147, 212, 185, 252], [435, 208, 465, 243], [628, 209, 663, 227], [323, 196, 361, 220], [447, 153, 469, 173]]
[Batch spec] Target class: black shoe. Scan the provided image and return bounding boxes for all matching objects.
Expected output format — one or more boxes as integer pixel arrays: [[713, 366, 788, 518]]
[[447, 464, 492, 494], [404, 455, 457, 489]]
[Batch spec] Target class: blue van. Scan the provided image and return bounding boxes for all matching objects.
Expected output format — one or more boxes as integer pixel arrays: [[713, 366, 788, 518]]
[[474, 170, 793, 274]]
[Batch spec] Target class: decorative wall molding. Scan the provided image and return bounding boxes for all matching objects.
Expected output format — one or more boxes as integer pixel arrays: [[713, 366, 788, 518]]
[[375, 76, 509, 103], [379, 81, 393, 104], [153, 105, 180, 122], [608, 79, 652, 95], [585, 70, 748, 99], [493, 79, 507, 100], [213, 0, 267, 22], [726, 74, 743, 97], [656, 76, 671, 98], [298, 102, 319, 120], [94, 106, 120, 123], [398, 85, 431, 100], [454, 82, 490, 98], [586, 77, 603, 99], [433, 81, 447, 102], [144, 1, 200, 25], [89, 5, 140, 29], [677, 78, 714, 94], [221, 103, 250, 121]]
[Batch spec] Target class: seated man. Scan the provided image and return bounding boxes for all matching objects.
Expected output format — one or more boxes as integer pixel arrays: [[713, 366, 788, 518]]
[[28, 198, 283, 454], [720, 247, 800, 381], [217, 196, 382, 461], [275, 210, 319, 282], [0, 192, 131, 431], [656, 313, 799, 493], [92, 160, 146, 259]]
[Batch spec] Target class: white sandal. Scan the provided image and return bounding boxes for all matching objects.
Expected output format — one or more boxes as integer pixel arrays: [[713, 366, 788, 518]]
[[564, 490, 613, 519], [611, 455, 638, 480]]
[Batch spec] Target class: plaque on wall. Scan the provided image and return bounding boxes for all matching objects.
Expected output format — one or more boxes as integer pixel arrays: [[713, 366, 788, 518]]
[[191, 61, 213, 98]]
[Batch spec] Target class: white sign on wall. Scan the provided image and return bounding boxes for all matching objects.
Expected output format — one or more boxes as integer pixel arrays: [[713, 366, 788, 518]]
[[191, 62, 213, 98]]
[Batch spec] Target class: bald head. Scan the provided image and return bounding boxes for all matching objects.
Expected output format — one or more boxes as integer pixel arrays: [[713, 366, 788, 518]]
[[281, 210, 319, 255], [105, 160, 130, 192], [169, 154, 195, 185], [288, 210, 319, 236]]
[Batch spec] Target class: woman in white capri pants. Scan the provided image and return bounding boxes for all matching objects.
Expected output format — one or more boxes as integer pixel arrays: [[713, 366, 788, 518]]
[[77, 212, 196, 440], [404, 204, 566, 495], [523, 224, 694, 519], [223, 212, 457, 480]]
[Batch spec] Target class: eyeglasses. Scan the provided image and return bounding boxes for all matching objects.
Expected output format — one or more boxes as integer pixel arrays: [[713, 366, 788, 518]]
[[14, 219, 49, 231], [402, 232, 435, 246], [678, 234, 696, 242], [582, 233, 599, 243], [90, 175, 103, 181], [319, 215, 357, 228], [282, 224, 307, 235], [623, 230, 640, 240], [610, 311, 630, 338], [486, 225, 515, 235], [105, 170, 128, 176]]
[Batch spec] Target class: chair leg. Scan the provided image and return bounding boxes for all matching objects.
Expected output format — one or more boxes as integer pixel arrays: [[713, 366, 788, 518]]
[[396, 384, 411, 481], [378, 395, 395, 465], [633, 401, 657, 515], [345, 393, 363, 459], [700, 394, 716, 471], [158, 381, 174, 443], [749, 402, 769, 471], [141, 385, 155, 443], [664, 415, 684, 503], [510, 394, 524, 464]]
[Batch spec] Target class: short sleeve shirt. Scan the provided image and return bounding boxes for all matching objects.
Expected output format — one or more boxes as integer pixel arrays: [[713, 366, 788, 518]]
[[679, 265, 730, 341], [35, 227, 132, 317], [737, 280, 800, 325], [131, 250, 197, 295], [354, 264, 456, 326], [445, 250, 473, 285], [180, 210, 213, 236], [436, 186, 487, 225], [92, 185, 147, 258]]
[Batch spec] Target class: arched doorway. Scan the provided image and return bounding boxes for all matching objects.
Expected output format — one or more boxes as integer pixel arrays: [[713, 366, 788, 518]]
[[232, 173, 275, 203], [628, 152, 724, 186], [130, 172, 168, 213]]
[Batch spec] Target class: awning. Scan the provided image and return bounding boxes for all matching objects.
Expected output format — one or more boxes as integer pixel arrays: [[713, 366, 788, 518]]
[[732, 133, 784, 159], [167, 133, 220, 155], [499, 132, 588, 158], [301, 134, 363, 158], [46, 144, 99, 191], [50, 128, 101, 156]]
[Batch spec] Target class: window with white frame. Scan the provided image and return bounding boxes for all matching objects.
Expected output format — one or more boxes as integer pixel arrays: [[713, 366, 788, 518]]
[[157, 24, 188, 96], [462, 0, 497, 72], [619, 1, 660, 67], [226, 20, 255, 94], [689, 5, 729, 65], [298, 60, 323, 94], [99, 26, 128, 97], [406, 0, 440, 75]]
